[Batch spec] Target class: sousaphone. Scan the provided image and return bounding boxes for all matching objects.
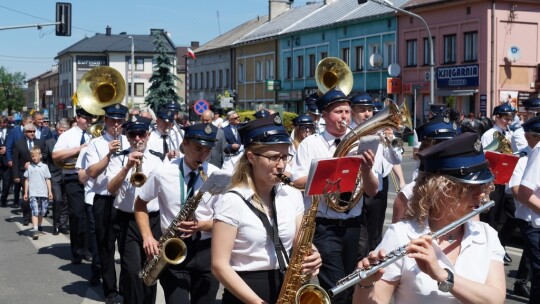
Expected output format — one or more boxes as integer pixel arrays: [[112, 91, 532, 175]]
[[315, 57, 353, 96], [76, 66, 126, 116]]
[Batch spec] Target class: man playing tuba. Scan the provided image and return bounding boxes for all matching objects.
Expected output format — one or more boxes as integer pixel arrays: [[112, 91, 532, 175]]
[[290, 87, 379, 304]]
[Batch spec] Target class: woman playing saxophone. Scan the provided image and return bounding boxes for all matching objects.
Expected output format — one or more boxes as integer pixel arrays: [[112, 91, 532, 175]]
[[211, 113, 322, 304], [352, 133, 506, 304]]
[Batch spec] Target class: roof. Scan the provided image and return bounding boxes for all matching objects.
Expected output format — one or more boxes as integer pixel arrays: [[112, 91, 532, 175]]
[[56, 29, 175, 59], [195, 16, 269, 53], [403, 0, 462, 10], [234, 3, 323, 44]]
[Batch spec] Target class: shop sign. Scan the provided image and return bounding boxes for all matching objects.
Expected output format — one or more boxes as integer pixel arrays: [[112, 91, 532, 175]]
[[436, 64, 479, 88]]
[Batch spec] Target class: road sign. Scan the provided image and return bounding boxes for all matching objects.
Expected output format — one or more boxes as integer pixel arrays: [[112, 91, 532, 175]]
[[193, 99, 209, 115]]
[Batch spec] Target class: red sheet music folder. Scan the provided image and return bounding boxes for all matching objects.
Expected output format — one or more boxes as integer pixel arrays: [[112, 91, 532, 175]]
[[484, 151, 519, 185], [305, 156, 362, 196]]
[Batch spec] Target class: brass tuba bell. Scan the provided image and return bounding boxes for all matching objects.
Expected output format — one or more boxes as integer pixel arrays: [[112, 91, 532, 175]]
[[76, 66, 126, 116], [315, 57, 353, 96]]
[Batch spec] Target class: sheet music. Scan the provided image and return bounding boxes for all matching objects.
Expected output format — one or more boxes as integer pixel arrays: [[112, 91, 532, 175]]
[[356, 135, 380, 155], [200, 171, 232, 194]]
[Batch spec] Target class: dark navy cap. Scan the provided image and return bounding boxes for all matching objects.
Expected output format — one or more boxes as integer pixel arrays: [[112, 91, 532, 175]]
[[239, 113, 290, 147], [350, 92, 373, 106], [292, 114, 314, 127], [123, 116, 152, 132], [429, 104, 447, 116], [523, 95, 540, 111], [373, 101, 383, 113], [43, 116, 50, 122], [307, 103, 321, 115], [183, 123, 218, 147], [164, 101, 181, 112], [103, 104, 128, 119], [156, 108, 175, 122], [305, 92, 319, 105], [316, 87, 351, 112], [76, 107, 95, 119], [254, 109, 271, 119], [416, 115, 459, 141], [417, 132, 493, 184], [523, 116, 540, 133], [492, 103, 516, 116]]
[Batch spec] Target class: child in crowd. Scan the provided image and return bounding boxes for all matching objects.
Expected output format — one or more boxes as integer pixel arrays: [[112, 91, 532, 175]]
[[23, 147, 52, 240]]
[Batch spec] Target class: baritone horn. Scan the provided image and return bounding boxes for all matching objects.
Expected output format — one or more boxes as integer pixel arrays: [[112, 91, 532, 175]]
[[315, 57, 353, 96]]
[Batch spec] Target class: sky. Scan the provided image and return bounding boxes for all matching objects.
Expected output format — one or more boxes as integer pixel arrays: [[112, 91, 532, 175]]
[[0, 0, 313, 79]]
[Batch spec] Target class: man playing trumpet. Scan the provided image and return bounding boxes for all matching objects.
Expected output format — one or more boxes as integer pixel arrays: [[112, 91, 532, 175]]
[[106, 116, 163, 304]]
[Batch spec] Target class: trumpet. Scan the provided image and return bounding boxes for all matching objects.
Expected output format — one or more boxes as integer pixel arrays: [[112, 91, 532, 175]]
[[328, 200, 495, 297], [130, 142, 147, 187], [113, 126, 123, 155]]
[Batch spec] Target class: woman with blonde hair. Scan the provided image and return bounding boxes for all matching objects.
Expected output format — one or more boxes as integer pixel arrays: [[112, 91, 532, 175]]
[[354, 133, 506, 304], [212, 113, 321, 303]]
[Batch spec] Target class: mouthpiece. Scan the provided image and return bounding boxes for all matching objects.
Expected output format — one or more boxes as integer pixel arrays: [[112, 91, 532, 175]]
[[339, 120, 347, 127]]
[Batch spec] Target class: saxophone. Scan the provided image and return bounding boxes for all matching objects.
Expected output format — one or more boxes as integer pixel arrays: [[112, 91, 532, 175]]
[[276, 195, 330, 304], [139, 163, 208, 286]]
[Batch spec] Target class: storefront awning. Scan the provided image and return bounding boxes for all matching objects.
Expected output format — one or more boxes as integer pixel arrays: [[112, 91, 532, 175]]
[[436, 89, 478, 96]]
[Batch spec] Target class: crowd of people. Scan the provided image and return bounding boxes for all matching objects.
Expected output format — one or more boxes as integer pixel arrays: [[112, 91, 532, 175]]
[[1, 90, 540, 304]]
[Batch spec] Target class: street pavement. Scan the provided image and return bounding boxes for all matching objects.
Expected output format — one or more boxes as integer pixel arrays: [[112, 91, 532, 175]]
[[0, 145, 529, 303]]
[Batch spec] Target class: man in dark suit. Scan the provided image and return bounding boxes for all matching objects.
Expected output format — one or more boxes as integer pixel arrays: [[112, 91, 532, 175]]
[[201, 109, 225, 168], [32, 111, 53, 141], [4, 115, 33, 207], [221, 110, 243, 174], [0, 116, 10, 207], [12, 123, 48, 225]]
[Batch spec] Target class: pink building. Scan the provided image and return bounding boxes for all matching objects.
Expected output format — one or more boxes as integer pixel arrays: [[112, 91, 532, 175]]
[[396, 0, 540, 123]]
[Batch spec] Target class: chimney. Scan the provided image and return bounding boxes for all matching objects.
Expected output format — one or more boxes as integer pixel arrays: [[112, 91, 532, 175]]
[[105, 26, 111, 36], [269, 0, 292, 20], [191, 41, 200, 49]]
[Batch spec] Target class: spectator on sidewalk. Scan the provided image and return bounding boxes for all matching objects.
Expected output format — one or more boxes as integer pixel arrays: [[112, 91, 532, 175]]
[[23, 147, 52, 240], [4, 115, 32, 208]]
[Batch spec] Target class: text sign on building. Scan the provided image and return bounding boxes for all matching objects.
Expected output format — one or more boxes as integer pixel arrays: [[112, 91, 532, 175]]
[[266, 80, 281, 91], [436, 64, 479, 88], [76, 56, 108, 71]]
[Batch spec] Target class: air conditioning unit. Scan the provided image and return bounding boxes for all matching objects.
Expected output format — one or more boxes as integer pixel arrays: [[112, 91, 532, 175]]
[[424, 72, 431, 81]]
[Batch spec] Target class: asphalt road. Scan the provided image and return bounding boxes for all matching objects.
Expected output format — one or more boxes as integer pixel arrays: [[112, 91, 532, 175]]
[[0, 146, 529, 303]]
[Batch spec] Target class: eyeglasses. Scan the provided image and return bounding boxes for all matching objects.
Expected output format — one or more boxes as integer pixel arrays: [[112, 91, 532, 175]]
[[299, 125, 315, 132], [230, 116, 240, 120], [25, 130, 36, 133], [127, 131, 148, 138], [252, 152, 293, 164]]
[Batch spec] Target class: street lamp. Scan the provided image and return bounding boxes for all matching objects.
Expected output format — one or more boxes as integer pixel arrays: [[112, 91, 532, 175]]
[[128, 35, 135, 108], [369, 0, 435, 104]]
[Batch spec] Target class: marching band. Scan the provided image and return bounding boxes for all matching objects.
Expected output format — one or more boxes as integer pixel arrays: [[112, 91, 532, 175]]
[[10, 61, 538, 304]]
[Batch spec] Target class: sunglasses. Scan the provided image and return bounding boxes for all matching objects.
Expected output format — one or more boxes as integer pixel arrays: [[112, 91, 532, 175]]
[[25, 130, 36, 133], [127, 131, 148, 138]]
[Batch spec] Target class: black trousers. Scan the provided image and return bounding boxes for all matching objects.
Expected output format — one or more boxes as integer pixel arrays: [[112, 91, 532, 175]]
[[313, 216, 362, 304], [481, 184, 513, 229], [160, 238, 219, 304], [519, 220, 540, 303], [116, 210, 161, 304], [51, 175, 68, 229], [93, 194, 118, 297], [17, 177, 31, 223], [64, 174, 88, 260], [222, 269, 282, 304], [0, 165, 12, 205], [361, 176, 389, 254]]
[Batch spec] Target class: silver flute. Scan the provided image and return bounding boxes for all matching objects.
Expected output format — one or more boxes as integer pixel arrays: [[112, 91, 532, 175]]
[[328, 200, 495, 297]]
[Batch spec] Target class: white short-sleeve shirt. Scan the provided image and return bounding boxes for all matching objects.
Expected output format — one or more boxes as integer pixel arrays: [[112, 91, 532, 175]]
[[214, 185, 304, 271], [53, 125, 92, 174], [106, 148, 162, 213], [378, 220, 504, 304], [137, 157, 220, 239], [75, 146, 95, 205], [520, 141, 540, 227], [509, 146, 540, 227]]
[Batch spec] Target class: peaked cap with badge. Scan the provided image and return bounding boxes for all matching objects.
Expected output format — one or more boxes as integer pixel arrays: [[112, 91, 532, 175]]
[[350, 91, 373, 106], [239, 113, 290, 147], [183, 123, 218, 147], [156, 108, 175, 122], [523, 95, 540, 112], [292, 114, 314, 127], [103, 103, 129, 119], [492, 103, 516, 116], [122, 115, 152, 132], [254, 109, 271, 119], [76, 107, 95, 119], [522, 116, 540, 133], [316, 87, 351, 112], [415, 115, 459, 141]]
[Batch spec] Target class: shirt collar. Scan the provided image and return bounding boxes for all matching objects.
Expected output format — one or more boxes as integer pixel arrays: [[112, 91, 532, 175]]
[[322, 130, 344, 147], [405, 218, 486, 246]]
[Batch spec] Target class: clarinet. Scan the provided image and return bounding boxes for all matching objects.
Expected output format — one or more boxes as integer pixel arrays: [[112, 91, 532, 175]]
[[328, 200, 495, 297]]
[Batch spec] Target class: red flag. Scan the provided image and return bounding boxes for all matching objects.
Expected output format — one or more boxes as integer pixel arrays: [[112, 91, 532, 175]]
[[186, 48, 196, 60]]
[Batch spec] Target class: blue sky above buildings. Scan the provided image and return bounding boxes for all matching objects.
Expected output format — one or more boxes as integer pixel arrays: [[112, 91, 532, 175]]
[[0, 0, 313, 78]]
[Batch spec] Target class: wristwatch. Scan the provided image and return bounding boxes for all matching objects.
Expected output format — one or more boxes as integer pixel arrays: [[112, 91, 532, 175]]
[[437, 268, 454, 292]]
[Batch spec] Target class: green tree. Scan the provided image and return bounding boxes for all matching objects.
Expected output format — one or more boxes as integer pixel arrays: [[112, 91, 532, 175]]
[[0, 67, 26, 115], [145, 31, 179, 112]]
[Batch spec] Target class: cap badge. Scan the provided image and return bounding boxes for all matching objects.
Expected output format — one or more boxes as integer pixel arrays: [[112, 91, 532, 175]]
[[131, 115, 137, 122], [274, 115, 282, 125], [167, 111, 172, 116], [204, 124, 212, 135], [452, 122, 457, 130], [473, 139, 482, 153], [115, 104, 120, 109], [443, 116, 450, 123]]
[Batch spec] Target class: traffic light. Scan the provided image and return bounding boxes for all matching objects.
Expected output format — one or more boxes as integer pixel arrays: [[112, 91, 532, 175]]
[[55, 2, 71, 36]]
